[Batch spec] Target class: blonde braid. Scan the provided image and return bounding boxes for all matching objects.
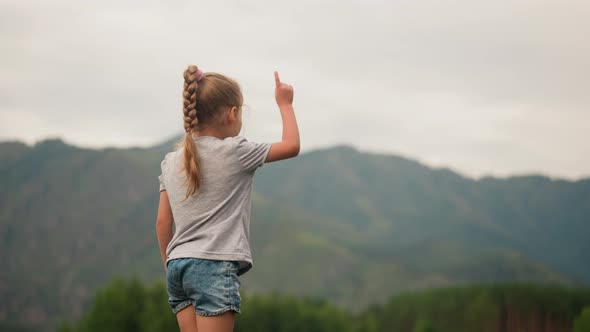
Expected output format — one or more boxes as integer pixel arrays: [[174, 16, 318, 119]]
[[181, 65, 201, 199], [182, 65, 199, 133]]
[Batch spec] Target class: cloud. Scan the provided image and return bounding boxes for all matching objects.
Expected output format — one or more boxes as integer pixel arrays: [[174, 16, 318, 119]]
[[0, 0, 589, 178]]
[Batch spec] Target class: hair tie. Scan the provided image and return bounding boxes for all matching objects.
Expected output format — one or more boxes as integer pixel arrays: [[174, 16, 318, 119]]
[[196, 69, 204, 82]]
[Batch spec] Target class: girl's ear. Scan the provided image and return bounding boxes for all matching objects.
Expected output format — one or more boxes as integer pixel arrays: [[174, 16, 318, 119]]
[[228, 106, 239, 123]]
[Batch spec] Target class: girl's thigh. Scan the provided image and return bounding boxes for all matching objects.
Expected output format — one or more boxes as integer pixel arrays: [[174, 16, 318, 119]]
[[196, 310, 236, 332], [176, 304, 197, 332]]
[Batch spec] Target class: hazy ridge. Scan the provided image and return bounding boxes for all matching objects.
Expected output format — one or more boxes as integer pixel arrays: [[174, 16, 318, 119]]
[[0, 135, 588, 329]]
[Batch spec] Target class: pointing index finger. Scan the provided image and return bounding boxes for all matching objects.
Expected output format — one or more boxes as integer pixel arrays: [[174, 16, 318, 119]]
[[274, 71, 281, 88]]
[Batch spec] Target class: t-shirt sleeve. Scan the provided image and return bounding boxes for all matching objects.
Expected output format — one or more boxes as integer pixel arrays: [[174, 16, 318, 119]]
[[158, 157, 167, 192], [234, 136, 272, 172]]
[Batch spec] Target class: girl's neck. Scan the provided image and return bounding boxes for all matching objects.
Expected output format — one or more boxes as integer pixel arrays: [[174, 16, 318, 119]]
[[193, 128, 229, 140]]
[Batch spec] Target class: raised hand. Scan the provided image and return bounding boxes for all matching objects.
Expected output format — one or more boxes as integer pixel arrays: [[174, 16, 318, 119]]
[[274, 71, 294, 107]]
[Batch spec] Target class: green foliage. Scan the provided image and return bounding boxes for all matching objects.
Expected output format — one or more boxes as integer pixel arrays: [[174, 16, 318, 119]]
[[236, 291, 356, 332], [78, 277, 145, 332], [62, 279, 359, 332], [575, 307, 590, 332], [138, 280, 179, 332], [62, 277, 177, 332], [61, 277, 590, 332], [413, 318, 438, 332]]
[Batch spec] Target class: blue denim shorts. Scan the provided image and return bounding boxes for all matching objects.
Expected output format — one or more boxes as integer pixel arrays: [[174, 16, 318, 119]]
[[166, 257, 242, 316]]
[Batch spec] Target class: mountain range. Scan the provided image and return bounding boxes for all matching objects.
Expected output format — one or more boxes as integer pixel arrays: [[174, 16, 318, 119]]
[[0, 135, 588, 331]]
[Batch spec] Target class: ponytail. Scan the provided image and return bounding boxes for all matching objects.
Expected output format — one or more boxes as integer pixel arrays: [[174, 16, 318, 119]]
[[181, 65, 202, 199]]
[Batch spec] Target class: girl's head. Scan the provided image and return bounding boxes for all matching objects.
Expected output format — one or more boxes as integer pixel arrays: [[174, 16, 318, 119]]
[[176, 65, 243, 199], [182, 65, 244, 136]]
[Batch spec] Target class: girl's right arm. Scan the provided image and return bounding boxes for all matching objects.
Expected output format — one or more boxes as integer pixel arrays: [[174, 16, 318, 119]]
[[266, 71, 301, 163]]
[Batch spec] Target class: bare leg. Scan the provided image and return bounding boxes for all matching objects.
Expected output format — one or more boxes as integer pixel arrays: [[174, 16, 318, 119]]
[[196, 310, 236, 332], [176, 304, 198, 332]]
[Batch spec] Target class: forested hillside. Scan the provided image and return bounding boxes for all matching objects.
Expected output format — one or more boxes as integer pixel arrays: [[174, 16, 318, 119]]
[[1, 135, 588, 331]]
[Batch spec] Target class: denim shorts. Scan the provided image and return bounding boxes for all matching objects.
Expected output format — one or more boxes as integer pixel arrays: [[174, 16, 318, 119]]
[[166, 257, 242, 316]]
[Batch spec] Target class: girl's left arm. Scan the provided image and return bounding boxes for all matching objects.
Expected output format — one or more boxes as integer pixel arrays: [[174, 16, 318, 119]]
[[156, 191, 174, 272]]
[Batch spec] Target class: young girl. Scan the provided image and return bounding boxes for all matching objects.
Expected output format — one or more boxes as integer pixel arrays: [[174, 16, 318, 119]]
[[156, 65, 300, 332]]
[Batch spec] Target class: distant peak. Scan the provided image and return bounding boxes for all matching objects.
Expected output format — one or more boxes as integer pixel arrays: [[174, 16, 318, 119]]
[[34, 137, 68, 148], [31, 137, 83, 155], [324, 145, 359, 153]]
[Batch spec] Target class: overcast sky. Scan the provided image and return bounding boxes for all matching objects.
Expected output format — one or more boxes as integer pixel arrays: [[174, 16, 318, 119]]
[[1, 0, 588, 179]]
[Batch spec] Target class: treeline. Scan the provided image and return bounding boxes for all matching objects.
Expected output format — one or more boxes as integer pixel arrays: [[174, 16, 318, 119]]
[[373, 284, 590, 332], [57, 277, 590, 332]]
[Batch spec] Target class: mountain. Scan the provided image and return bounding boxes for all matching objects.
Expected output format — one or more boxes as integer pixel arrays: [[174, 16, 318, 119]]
[[0, 135, 588, 331]]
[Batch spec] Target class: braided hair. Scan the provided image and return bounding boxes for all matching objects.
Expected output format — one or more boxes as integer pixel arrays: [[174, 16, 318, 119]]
[[183, 65, 200, 133], [181, 65, 202, 199]]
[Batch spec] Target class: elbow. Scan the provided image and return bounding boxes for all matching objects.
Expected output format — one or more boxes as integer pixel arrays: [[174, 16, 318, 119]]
[[289, 142, 300, 157]]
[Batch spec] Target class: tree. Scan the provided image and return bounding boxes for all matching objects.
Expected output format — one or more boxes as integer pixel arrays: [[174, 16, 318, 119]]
[[413, 318, 438, 332], [574, 307, 590, 332]]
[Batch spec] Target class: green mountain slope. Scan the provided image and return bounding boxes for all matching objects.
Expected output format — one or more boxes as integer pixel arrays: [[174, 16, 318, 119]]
[[0, 136, 587, 331], [254, 145, 590, 281]]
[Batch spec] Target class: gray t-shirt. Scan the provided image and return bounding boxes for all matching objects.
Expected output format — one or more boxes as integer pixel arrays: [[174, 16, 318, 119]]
[[158, 135, 271, 276]]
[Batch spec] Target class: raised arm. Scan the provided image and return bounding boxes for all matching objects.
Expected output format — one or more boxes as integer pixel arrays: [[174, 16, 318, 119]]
[[265, 71, 300, 163]]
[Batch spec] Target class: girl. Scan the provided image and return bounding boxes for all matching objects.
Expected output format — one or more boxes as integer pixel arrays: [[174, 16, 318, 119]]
[[156, 65, 300, 332]]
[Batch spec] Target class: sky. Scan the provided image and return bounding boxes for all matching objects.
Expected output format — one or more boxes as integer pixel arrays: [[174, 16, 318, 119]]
[[1, 0, 588, 179]]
